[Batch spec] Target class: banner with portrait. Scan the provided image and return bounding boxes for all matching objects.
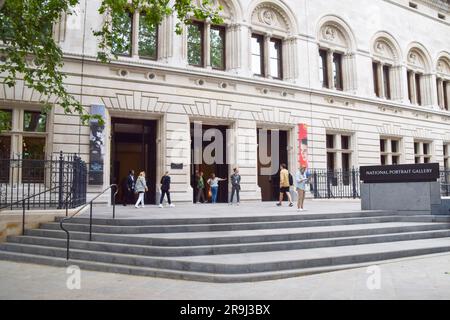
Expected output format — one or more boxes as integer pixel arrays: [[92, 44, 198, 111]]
[[298, 124, 308, 168], [89, 105, 106, 185]]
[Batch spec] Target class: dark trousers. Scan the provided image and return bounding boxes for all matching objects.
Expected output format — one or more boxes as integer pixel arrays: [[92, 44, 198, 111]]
[[160, 189, 171, 204], [230, 185, 240, 203], [123, 188, 134, 205], [197, 188, 206, 203]]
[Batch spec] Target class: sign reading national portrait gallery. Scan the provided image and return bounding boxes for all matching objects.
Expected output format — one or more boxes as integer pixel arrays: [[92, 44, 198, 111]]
[[360, 163, 440, 183]]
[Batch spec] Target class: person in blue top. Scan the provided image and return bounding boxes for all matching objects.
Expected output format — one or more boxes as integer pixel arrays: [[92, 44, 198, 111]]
[[295, 166, 309, 212]]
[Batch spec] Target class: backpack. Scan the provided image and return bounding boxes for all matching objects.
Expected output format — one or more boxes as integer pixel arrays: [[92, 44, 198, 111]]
[[288, 173, 293, 186]]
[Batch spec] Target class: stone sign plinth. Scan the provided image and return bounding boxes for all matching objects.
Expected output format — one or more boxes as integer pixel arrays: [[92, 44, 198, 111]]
[[360, 163, 449, 215]]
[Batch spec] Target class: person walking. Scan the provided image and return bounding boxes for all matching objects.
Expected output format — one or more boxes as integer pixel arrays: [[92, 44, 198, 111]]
[[276, 164, 293, 207], [207, 173, 226, 204], [123, 170, 135, 206], [159, 171, 175, 208], [134, 171, 148, 208], [229, 167, 241, 205], [295, 166, 309, 212], [196, 171, 206, 203]]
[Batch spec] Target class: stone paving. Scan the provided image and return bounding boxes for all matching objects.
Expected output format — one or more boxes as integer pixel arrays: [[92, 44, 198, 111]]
[[0, 253, 449, 300]]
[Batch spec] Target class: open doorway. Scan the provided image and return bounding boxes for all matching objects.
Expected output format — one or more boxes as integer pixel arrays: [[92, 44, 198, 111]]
[[110, 118, 157, 205], [190, 123, 229, 203], [257, 129, 288, 201]]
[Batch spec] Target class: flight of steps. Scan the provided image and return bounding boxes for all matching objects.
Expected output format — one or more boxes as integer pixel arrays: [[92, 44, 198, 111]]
[[1, 210, 450, 282]]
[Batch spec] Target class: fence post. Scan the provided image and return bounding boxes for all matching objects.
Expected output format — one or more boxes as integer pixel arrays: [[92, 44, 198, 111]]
[[326, 171, 331, 199], [313, 170, 318, 199], [352, 168, 357, 199], [58, 151, 64, 209]]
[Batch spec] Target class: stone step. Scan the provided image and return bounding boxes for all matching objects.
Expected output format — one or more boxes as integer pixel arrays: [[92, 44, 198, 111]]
[[1, 238, 450, 275], [25, 222, 450, 246], [54, 210, 398, 226], [43, 216, 411, 234], [7, 229, 450, 257], [0, 249, 422, 283]]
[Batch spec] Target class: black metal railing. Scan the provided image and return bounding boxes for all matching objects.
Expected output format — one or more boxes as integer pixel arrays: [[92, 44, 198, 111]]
[[311, 167, 450, 199], [441, 168, 450, 197], [0, 151, 87, 210], [60, 184, 118, 260], [311, 168, 360, 199]]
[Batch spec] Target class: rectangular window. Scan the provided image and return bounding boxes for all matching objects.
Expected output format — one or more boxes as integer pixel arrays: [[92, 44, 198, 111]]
[[251, 34, 264, 76], [380, 155, 386, 165], [383, 65, 391, 100], [342, 153, 350, 171], [414, 141, 432, 164], [392, 155, 399, 165], [391, 140, 398, 153], [269, 38, 282, 79], [373, 62, 380, 97], [444, 144, 449, 169], [0, 136, 11, 159], [187, 22, 204, 67], [444, 81, 449, 111], [0, 109, 12, 131], [319, 49, 329, 88], [327, 152, 335, 171], [111, 11, 133, 56], [210, 26, 225, 70], [415, 73, 422, 106], [341, 135, 350, 150], [407, 71, 413, 103], [22, 137, 46, 183], [24, 111, 47, 132], [138, 14, 158, 60], [326, 134, 335, 149], [333, 52, 343, 91], [380, 139, 386, 153], [380, 137, 401, 165], [414, 142, 419, 155]]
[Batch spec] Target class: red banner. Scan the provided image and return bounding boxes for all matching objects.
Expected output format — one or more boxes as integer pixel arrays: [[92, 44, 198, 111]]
[[298, 124, 308, 168]]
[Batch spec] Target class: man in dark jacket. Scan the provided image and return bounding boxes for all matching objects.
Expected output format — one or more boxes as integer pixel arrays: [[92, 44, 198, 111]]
[[123, 170, 135, 206], [229, 167, 241, 205], [159, 171, 175, 208]]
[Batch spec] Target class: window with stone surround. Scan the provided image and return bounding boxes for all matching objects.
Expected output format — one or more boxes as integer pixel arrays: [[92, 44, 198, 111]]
[[111, 10, 158, 60], [436, 56, 450, 111], [380, 137, 402, 165], [326, 133, 353, 172], [249, 2, 298, 81], [443, 143, 449, 169], [317, 17, 357, 92], [414, 140, 432, 164], [406, 46, 433, 106]]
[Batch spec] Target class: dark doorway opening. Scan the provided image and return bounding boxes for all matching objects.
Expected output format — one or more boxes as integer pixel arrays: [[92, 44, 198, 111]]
[[111, 118, 157, 205], [190, 123, 229, 203], [257, 129, 288, 201]]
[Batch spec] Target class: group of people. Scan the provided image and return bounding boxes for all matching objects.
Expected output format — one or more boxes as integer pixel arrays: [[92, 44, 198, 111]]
[[123, 170, 174, 209], [195, 168, 241, 205], [122, 165, 310, 211]]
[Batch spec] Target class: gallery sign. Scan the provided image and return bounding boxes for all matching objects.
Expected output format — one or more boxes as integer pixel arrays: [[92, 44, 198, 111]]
[[360, 163, 440, 183]]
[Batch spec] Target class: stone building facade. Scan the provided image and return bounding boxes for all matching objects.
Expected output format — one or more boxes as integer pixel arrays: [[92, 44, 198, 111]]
[[0, 0, 449, 203]]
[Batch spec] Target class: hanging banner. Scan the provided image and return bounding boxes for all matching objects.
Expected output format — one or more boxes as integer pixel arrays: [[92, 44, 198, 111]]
[[89, 105, 106, 185], [298, 124, 308, 168]]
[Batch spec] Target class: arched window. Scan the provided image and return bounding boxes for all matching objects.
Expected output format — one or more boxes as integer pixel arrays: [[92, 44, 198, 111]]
[[406, 44, 433, 106], [317, 16, 357, 92], [370, 33, 402, 101], [248, 1, 299, 81], [186, 0, 241, 71], [436, 54, 450, 111]]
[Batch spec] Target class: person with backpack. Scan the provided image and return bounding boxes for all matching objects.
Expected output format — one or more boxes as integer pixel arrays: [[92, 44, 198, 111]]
[[229, 167, 241, 205], [276, 163, 293, 207], [159, 171, 175, 208], [134, 171, 148, 208]]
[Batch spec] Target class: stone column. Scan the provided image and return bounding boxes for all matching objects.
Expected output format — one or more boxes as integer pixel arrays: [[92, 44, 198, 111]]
[[408, 71, 417, 105], [204, 20, 211, 68], [327, 50, 334, 89], [437, 78, 444, 109], [445, 81, 450, 110], [264, 33, 271, 78], [378, 63, 385, 98]]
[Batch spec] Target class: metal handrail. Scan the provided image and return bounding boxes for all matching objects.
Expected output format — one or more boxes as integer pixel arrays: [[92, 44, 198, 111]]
[[0, 183, 69, 235], [60, 184, 118, 260]]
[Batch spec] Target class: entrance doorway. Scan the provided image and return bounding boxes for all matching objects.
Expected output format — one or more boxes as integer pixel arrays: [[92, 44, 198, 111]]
[[257, 129, 288, 201], [190, 123, 229, 203], [111, 118, 157, 205]]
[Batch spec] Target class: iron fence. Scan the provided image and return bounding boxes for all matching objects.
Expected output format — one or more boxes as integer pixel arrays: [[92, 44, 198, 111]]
[[0, 152, 87, 210], [311, 167, 450, 199]]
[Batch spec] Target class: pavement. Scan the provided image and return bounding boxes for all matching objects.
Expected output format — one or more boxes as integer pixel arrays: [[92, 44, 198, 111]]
[[1, 199, 450, 300], [0, 253, 449, 300]]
